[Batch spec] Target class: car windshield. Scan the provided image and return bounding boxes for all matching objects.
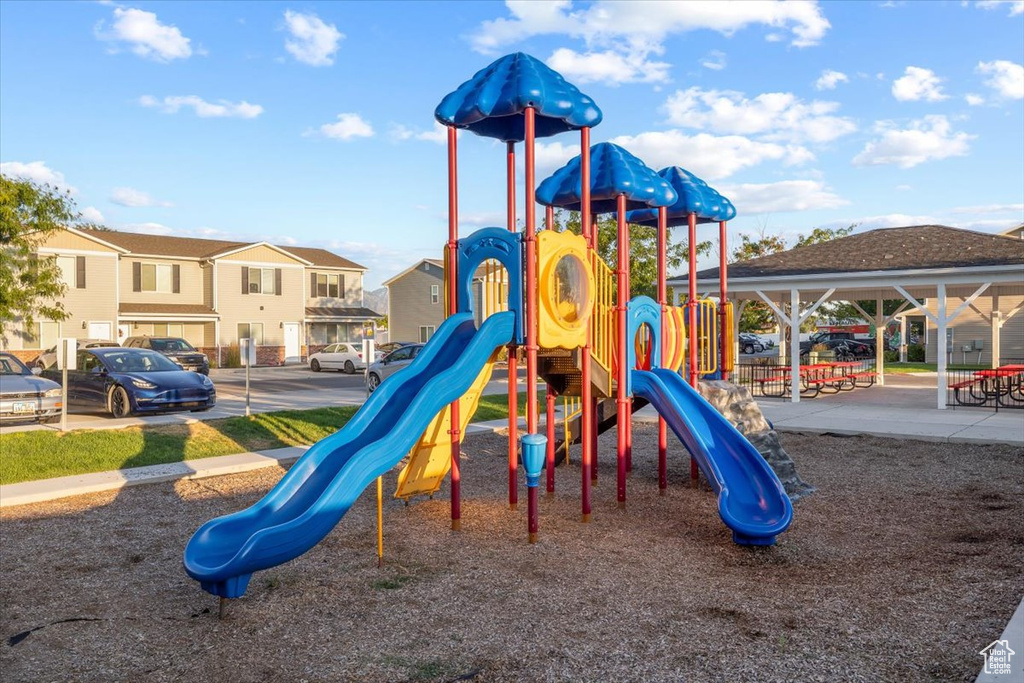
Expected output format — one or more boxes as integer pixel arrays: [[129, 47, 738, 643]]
[[102, 350, 182, 373], [149, 339, 195, 352], [0, 355, 31, 375]]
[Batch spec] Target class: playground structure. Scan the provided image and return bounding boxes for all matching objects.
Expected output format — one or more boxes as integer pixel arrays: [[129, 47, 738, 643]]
[[184, 53, 793, 601]]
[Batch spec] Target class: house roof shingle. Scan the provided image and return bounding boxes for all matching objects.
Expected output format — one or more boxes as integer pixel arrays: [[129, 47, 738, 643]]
[[118, 303, 217, 316], [78, 229, 365, 270], [305, 306, 382, 319], [684, 225, 1024, 281]]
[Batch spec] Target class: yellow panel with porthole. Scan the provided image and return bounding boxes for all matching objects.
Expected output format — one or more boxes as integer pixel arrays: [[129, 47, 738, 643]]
[[537, 230, 595, 349]]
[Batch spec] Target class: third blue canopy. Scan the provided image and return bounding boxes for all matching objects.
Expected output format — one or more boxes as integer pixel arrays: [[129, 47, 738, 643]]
[[626, 167, 736, 226], [536, 142, 677, 214]]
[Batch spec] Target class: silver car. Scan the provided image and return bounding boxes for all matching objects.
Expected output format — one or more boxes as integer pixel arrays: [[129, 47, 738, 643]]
[[0, 352, 63, 423], [365, 343, 423, 392], [34, 338, 119, 369]]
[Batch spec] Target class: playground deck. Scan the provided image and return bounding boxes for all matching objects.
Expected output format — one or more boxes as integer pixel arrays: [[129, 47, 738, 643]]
[[2, 425, 1021, 682]]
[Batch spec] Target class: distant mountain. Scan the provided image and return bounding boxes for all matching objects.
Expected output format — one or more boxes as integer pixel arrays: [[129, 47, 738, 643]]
[[364, 287, 388, 317]]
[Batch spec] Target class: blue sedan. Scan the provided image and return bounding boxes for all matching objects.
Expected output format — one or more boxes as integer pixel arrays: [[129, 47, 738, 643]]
[[45, 347, 216, 418]]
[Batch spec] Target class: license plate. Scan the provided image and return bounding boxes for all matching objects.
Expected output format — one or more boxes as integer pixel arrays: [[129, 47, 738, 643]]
[[13, 402, 36, 414]]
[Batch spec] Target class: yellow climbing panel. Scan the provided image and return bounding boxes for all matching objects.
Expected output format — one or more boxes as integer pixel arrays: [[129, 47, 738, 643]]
[[394, 352, 498, 500]]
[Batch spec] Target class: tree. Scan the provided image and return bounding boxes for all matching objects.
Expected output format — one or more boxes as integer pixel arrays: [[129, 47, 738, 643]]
[[551, 209, 713, 300], [0, 175, 79, 343]]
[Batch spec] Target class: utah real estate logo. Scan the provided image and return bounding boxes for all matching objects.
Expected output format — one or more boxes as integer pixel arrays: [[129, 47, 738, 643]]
[[979, 639, 1015, 676]]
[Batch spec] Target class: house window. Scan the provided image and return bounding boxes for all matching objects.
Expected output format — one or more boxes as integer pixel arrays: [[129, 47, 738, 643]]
[[56, 256, 76, 287], [313, 273, 344, 298], [27, 321, 60, 349], [324, 323, 358, 344], [419, 325, 435, 342], [154, 323, 184, 337], [248, 267, 276, 295], [430, 284, 439, 304], [237, 322, 265, 346], [142, 263, 174, 292]]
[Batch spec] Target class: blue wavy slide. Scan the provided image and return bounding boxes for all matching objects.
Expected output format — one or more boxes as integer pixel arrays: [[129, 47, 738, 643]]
[[184, 311, 516, 598], [631, 368, 793, 546]]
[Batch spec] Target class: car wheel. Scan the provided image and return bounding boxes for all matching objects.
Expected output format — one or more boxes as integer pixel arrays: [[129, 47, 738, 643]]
[[109, 386, 132, 418], [754, 344, 764, 353], [743, 344, 754, 354], [310, 359, 321, 372], [367, 373, 381, 393], [344, 360, 355, 374]]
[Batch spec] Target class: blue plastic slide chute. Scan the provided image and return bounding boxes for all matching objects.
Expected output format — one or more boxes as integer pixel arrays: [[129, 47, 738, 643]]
[[631, 368, 793, 545], [184, 311, 517, 598]]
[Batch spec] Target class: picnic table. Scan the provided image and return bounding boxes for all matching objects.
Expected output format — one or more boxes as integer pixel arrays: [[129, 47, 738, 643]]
[[949, 365, 1024, 408], [756, 361, 877, 398]]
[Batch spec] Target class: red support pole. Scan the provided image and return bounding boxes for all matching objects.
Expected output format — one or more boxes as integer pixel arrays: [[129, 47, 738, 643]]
[[506, 141, 518, 510], [719, 220, 729, 382], [525, 108, 539, 437], [687, 211, 699, 484], [545, 389, 556, 493], [616, 194, 629, 509], [657, 206, 668, 495], [446, 125, 462, 530], [588, 211, 598, 489], [580, 127, 593, 521]]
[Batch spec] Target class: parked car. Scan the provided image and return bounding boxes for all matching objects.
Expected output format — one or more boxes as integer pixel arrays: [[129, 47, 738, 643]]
[[373, 341, 415, 361], [0, 352, 63, 423], [800, 331, 875, 357], [43, 347, 215, 418], [33, 339, 119, 369], [123, 336, 210, 375], [308, 342, 369, 374], [365, 343, 424, 392], [800, 338, 874, 361], [738, 333, 765, 354]]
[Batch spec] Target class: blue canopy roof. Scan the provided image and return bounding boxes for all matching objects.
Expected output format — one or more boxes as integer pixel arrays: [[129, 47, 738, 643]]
[[625, 167, 736, 227], [434, 52, 602, 143], [536, 142, 677, 214]]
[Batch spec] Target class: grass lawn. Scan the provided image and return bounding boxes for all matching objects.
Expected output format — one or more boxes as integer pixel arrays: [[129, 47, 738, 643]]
[[884, 362, 989, 373], [0, 390, 546, 486]]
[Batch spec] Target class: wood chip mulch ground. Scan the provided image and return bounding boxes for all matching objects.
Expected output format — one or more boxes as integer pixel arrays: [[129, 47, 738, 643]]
[[1, 426, 1021, 682]]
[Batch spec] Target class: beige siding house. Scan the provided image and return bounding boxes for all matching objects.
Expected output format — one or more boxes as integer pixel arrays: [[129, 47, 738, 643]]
[[3, 227, 380, 366]]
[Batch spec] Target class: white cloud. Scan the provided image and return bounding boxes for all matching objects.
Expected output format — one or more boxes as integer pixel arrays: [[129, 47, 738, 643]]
[[608, 130, 812, 180], [283, 10, 343, 66], [719, 180, 847, 213], [965, 93, 986, 106], [534, 141, 581, 177], [95, 7, 192, 62], [815, 69, 848, 90], [123, 222, 174, 235], [110, 187, 173, 208], [950, 203, 1024, 214], [313, 113, 374, 141], [139, 95, 263, 119], [662, 87, 856, 144], [974, 1, 1024, 17], [891, 66, 948, 102], [821, 213, 939, 231], [895, 184, 913, 191], [469, 1, 829, 86], [700, 50, 727, 71], [977, 60, 1024, 99], [390, 122, 448, 144], [852, 115, 974, 168], [79, 207, 105, 223], [0, 160, 76, 193], [547, 47, 670, 85], [458, 211, 507, 228]]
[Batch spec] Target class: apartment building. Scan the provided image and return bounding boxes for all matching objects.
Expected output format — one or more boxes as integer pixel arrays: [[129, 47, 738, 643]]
[[3, 227, 380, 366]]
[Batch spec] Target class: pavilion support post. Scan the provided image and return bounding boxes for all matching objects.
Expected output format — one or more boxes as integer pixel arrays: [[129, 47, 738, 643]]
[[776, 306, 787, 361], [991, 309, 1002, 368], [936, 284, 948, 411], [875, 296, 885, 386], [790, 289, 801, 404], [899, 316, 908, 363]]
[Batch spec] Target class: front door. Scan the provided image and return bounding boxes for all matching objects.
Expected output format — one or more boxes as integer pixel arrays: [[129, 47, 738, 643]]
[[88, 321, 112, 341], [283, 323, 301, 364]]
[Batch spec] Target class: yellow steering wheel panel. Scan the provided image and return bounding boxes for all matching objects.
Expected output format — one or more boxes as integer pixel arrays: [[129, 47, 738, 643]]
[[537, 230, 595, 350]]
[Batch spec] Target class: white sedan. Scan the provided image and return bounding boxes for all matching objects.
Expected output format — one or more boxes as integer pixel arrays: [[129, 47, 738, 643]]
[[308, 343, 367, 374]]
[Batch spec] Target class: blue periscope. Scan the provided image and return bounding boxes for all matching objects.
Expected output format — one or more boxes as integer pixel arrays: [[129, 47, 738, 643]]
[[631, 368, 793, 546], [184, 311, 516, 598]]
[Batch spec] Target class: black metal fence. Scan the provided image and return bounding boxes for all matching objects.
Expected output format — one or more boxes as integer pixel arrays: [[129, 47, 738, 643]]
[[946, 365, 1024, 411], [733, 358, 877, 399]]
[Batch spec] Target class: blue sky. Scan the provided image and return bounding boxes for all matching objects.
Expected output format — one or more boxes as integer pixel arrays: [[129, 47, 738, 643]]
[[2, 0, 1022, 289]]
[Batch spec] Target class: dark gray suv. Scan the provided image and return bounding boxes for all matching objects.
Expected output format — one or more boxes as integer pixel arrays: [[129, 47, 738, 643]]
[[123, 336, 210, 375]]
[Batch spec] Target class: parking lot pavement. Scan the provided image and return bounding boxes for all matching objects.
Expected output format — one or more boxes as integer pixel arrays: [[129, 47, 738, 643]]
[[0, 364, 529, 434]]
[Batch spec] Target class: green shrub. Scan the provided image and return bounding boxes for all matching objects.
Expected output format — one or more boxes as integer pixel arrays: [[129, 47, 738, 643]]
[[222, 345, 241, 369], [884, 350, 899, 363], [908, 344, 926, 362]]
